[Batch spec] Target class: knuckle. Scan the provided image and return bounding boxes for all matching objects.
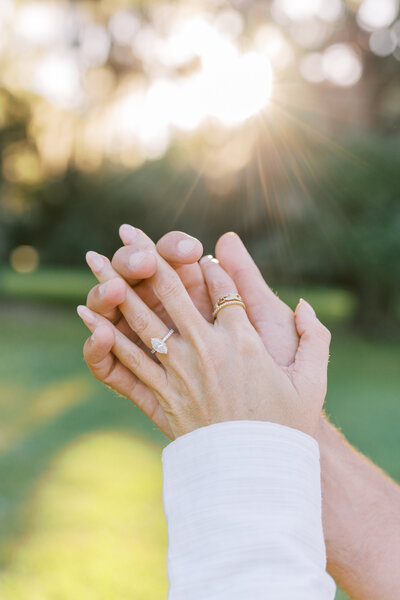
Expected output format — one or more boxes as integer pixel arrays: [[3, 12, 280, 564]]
[[111, 252, 126, 276], [130, 310, 150, 334], [126, 346, 143, 371], [231, 326, 258, 354], [157, 276, 181, 300], [191, 335, 211, 362], [208, 279, 224, 299]]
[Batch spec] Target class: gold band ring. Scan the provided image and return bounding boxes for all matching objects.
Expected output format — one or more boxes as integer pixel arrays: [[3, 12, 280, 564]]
[[213, 294, 246, 320]]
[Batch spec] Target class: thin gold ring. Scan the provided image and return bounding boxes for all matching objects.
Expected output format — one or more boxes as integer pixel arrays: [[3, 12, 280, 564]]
[[213, 294, 246, 320]]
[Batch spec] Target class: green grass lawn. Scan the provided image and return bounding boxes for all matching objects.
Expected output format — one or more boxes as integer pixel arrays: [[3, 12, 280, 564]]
[[0, 273, 399, 599]]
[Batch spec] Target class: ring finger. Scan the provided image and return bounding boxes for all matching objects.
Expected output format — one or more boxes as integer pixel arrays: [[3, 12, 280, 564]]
[[86, 252, 179, 361], [77, 305, 167, 392], [199, 255, 249, 329]]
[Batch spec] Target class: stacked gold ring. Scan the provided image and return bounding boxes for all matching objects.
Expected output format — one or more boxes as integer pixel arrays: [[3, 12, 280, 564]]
[[213, 293, 246, 320]]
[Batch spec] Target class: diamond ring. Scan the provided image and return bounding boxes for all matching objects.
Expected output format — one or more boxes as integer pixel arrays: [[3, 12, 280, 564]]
[[151, 329, 174, 355]]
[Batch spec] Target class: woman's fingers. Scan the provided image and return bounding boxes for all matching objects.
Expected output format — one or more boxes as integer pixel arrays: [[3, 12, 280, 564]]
[[116, 227, 212, 321], [292, 299, 331, 399], [157, 232, 212, 320], [83, 325, 173, 437], [87, 246, 179, 358], [78, 305, 167, 391], [199, 255, 249, 328], [87, 247, 158, 287], [215, 232, 298, 366], [116, 225, 206, 339]]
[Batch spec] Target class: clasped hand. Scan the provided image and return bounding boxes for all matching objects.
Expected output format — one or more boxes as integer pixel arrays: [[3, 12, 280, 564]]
[[78, 226, 331, 439]]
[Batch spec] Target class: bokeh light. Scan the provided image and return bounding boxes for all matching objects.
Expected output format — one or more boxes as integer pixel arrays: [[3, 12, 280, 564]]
[[300, 52, 325, 83], [369, 29, 397, 56], [357, 0, 399, 31], [322, 44, 362, 87], [10, 246, 40, 274], [0, 0, 398, 177], [272, 0, 344, 23], [254, 25, 293, 70], [14, 2, 65, 46], [33, 53, 82, 109]]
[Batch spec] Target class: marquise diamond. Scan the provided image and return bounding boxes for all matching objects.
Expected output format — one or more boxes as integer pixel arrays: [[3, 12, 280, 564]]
[[151, 338, 168, 354]]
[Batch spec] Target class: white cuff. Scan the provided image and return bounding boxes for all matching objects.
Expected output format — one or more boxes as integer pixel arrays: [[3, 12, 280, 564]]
[[163, 421, 336, 600]]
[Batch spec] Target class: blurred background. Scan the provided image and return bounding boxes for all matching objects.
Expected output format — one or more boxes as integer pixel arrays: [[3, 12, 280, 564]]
[[0, 0, 399, 598]]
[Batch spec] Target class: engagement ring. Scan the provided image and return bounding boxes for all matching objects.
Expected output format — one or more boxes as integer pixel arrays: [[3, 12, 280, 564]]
[[151, 329, 174, 354]]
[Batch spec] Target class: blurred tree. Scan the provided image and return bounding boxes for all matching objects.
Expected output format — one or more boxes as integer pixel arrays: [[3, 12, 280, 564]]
[[252, 132, 400, 334]]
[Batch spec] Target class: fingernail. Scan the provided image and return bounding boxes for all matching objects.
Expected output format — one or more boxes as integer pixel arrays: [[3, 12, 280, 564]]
[[90, 329, 98, 342], [200, 254, 213, 265], [177, 238, 197, 255], [128, 250, 146, 270], [77, 305, 96, 325], [120, 224, 136, 244], [98, 281, 111, 297], [299, 298, 316, 316], [86, 251, 104, 274]]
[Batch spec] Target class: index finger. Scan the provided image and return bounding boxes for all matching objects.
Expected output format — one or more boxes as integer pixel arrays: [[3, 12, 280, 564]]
[[117, 225, 207, 339]]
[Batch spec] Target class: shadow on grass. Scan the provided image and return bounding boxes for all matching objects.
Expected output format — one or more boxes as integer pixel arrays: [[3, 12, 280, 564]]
[[0, 301, 167, 569], [0, 392, 166, 568]]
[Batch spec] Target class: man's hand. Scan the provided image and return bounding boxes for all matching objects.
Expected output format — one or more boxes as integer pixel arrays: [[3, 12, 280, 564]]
[[82, 228, 400, 600]]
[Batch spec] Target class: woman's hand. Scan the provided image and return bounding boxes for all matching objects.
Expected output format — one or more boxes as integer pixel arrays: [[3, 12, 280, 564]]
[[79, 227, 331, 438], [82, 228, 212, 438]]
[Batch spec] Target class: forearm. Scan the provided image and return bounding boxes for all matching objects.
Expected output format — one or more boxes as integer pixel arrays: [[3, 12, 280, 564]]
[[163, 421, 335, 600], [317, 416, 400, 600]]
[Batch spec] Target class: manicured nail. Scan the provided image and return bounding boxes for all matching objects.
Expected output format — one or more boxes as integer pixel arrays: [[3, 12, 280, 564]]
[[86, 251, 104, 274], [299, 298, 316, 316], [200, 254, 213, 265], [128, 250, 146, 270], [77, 305, 96, 325], [177, 237, 197, 255], [120, 224, 136, 244]]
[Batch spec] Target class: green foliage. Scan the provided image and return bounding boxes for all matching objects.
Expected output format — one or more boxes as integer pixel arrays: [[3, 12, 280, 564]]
[[0, 268, 96, 305], [1, 117, 399, 334], [252, 132, 400, 332]]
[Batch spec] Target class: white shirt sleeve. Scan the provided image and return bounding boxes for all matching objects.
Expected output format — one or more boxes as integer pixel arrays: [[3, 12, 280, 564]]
[[162, 421, 336, 600]]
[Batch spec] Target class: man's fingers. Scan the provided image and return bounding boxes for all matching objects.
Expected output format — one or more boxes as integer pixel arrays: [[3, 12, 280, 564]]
[[116, 225, 206, 339], [116, 224, 158, 285], [112, 226, 211, 321], [86, 278, 127, 324], [83, 324, 115, 368], [156, 231, 203, 268], [293, 299, 331, 400], [157, 232, 212, 318], [86, 251, 144, 342]]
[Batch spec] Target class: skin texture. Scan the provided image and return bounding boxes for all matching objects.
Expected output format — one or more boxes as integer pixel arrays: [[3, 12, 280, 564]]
[[78, 226, 331, 438], [82, 228, 400, 600]]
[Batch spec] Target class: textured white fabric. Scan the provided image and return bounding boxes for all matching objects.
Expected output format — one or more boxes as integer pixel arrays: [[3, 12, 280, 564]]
[[162, 421, 336, 600]]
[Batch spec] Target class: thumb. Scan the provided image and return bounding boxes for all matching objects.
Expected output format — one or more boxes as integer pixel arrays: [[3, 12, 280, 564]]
[[292, 299, 331, 400], [156, 231, 203, 269]]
